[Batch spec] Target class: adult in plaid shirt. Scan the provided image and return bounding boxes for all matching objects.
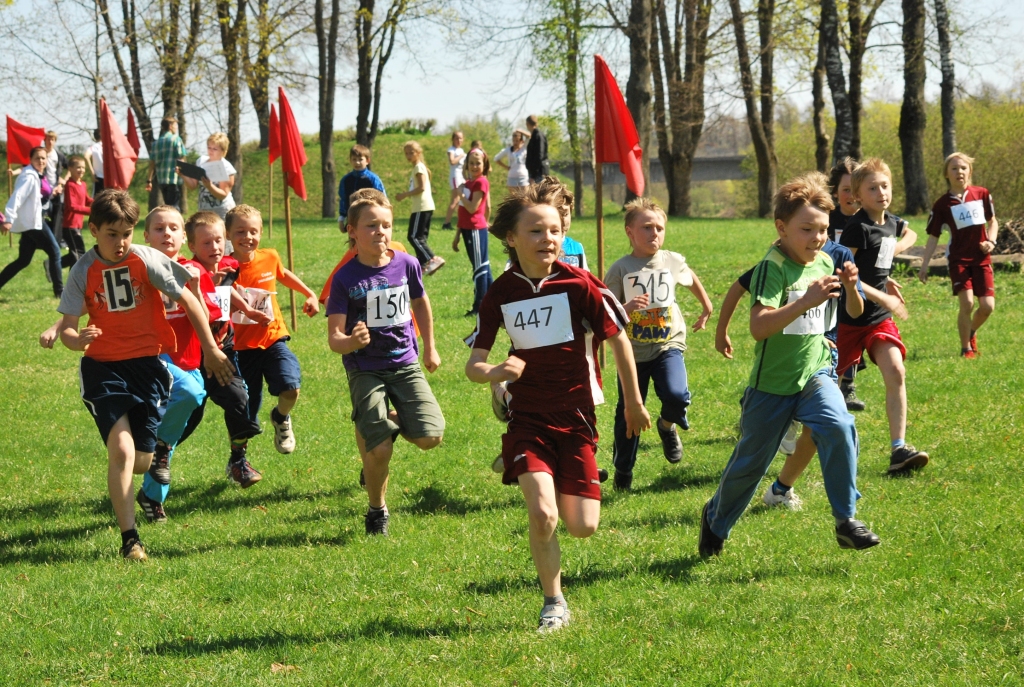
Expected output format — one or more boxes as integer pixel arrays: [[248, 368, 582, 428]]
[[146, 117, 187, 210]]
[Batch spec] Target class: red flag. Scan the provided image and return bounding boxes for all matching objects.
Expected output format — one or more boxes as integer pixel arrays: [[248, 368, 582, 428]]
[[6, 116, 45, 166], [593, 55, 644, 196], [126, 109, 141, 155], [100, 99, 138, 190], [277, 88, 307, 200], [268, 104, 281, 164]]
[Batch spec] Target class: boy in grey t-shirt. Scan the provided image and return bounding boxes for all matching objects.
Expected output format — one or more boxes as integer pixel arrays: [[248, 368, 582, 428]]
[[603, 198, 713, 490]]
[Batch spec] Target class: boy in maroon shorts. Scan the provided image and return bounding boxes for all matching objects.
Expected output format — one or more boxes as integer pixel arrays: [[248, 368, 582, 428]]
[[465, 182, 650, 633], [917, 152, 998, 358], [838, 158, 928, 474]]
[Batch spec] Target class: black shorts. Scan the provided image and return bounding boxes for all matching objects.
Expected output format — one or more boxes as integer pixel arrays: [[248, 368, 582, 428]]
[[79, 356, 173, 453]]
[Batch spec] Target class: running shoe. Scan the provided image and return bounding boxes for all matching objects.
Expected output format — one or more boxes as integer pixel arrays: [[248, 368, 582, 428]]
[[490, 381, 510, 422], [119, 537, 148, 561], [841, 383, 866, 412], [835, 519, 880, 550], [271, 410, 295, 454], [424, 256, 446, 276], [698, 501, 724, 558], [969, 332, 979, 355], [136, 489, 167, 524], [538, 602, 571, 633], [658, 421, 683, 464], [365, 507, 389, 536], [888, 444, 929, 473], [779, 422, 800, 455], [491, 455, 504, 474], [761, 484, 802, 510], [226, 458, 263, 488], [148, 443, 171, 485], [613, 471, 632, 491]]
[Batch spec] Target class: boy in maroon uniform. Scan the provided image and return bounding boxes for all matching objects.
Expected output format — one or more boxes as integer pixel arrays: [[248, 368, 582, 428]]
[[917, 152, 998, 357], [465, 182, 650, 632]]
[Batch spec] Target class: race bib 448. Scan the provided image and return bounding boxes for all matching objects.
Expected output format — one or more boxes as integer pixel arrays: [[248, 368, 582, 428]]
[[500, 292, 574, 350]]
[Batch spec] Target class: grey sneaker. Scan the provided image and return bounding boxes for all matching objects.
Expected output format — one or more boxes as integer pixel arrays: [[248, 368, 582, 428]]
[[365, 507, 389, 536], [888, 445, 929, 474], [538, 602, 571, 633], [841, 382, 866, 412]]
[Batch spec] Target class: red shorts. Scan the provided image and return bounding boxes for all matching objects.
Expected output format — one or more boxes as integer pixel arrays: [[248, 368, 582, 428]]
[[837, 318, 906, 375], [501, 408, 602, 501], [949, 262, 994, 297]]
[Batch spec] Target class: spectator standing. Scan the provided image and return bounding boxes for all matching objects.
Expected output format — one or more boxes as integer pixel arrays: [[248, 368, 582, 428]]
[[494, 129, 531, 191], [525, 116, 549, 184], [183, 132, 236, 219], [146, 117, 187, 210], [43, 131, 70, 247], [84, 128, 105, 196]]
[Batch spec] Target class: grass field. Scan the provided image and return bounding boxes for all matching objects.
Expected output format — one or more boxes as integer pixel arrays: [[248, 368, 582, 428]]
[[1, 211, 1023, 686]]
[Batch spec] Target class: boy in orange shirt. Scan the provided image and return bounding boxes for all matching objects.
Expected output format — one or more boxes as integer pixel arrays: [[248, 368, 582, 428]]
[[56, 190, 233, 560], [227, 205, 319, 453]]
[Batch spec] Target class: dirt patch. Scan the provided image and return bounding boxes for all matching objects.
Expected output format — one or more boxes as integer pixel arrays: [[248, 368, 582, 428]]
[[994, 219, 1024, 255]]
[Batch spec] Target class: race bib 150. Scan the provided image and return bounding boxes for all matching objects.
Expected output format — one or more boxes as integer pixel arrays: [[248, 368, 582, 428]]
[[952, 200, 985, 230], [500, 292, 574, 350], [366, 284, 412, 328]]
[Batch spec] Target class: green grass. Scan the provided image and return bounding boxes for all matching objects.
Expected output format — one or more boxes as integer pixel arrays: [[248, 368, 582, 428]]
[[2, 212, 1024, 686]]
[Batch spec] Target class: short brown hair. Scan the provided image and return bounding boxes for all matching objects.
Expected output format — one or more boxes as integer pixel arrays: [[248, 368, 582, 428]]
[[68, 154, 86, 166], [827, 156, 858, 197], [185, 211, 225, 243], [91, 189, 140, 229], [526, 115, 538, 127], [623, 197, 667, 228], [534, 175, 574, 228], [225, 204, 263, 232], [350, 144, 371, 161], [160, 117, 177, 134], [489, 179, 570, 263], [346, 189, 392, 230], [773, 172, 835, 223], [851, 158, 892, 195], [144, 205, 184, 232]]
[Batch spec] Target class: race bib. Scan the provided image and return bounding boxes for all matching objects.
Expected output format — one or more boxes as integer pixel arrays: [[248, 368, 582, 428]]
[[834, 228, 843, 244], [213, 286, 232, 322], [782, 290, 827, 335], [875, 236, 897, 270], [101, 266, 137, 313], [623, 269, 678, 309], [500, 292, 574, 350], [231, 287, 275, 325], [366, 284, 412, 328], [952, 200, 985, 230]]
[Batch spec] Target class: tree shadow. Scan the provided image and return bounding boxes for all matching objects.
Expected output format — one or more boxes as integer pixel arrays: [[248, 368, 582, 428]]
[[631, 468, 720, 494], [155, 529, 355, 559], [400, 483, 519, 517]]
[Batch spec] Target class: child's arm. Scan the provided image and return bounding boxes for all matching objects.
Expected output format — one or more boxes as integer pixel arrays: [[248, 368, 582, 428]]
[[410, 295, 440, 373], [58, 314, 102, 351], [894, 224, 917, 256], [983, 216, 999, 251], [465, 348, 525, 385], [715, 280, 748, 359], [200, 175, 233, 200], [750, 273, 840, 341], [460, 189, 485, 213], [448, 150, 465, 165], [39, 318, 63, 349], [65, 186, 92, 217], [861, 282, 908, 320], [606, 329, 652, 438], [917, 233, 941, 284], [175, 288, 234, 386], [836, 260, 864, 319], [279, 268, 321, 317], [396, 172, 426, 202], [327, 313, 370, 355], [230, 287, 272, 325], [686, 271, 714, 331]]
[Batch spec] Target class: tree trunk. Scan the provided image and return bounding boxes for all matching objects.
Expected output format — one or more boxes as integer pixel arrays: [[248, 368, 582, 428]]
[[98, 0, 154, 149], [244, 0, 272, 150], [650, 1, 673, 198], [316, 0, 340, 218], [564, 0, 584, 215], [217, 0, 246, 204], [934, 0, 956, 157], [624, 0, 652, 201], [899, 0, 929, 214], [812, 21, 830, 173], [728, 0, 774, 217], [820, 0, 853, 164], [355, 0, 374, 147], [757, 0, 777, 211]]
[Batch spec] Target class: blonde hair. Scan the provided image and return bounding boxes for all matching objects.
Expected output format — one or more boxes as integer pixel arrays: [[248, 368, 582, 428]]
[[144, 205, 185, 232], [404, 141, 431, 179], [773, 172, 835, 223], [225, 204, 263, 232], [207, 132, 230, 154], [943, 152, 975, 188], [347, 189, 393, 230], [851, 158, 892, 196], [185, 210, 225, 243], [623, 197, 667, 228], [489, 179, 570, 263]]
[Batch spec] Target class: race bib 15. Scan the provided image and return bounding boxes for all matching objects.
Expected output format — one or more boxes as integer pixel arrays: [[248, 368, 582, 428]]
[[500, 292, 574, 350], [952, 200, 985, 230], [782, 290, 827, 335], [366, 284, 412, 328], [875, 236, 897, 270]]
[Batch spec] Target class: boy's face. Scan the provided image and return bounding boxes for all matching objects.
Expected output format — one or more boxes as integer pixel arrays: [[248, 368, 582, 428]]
[[837, 174, 858, 215], [351, 154, 369, 171], [30, 149, 47, 173], [144, 210, 185, 258], [507, 204, 564, 270], [349, 205, 393, 257], [90, 220, 135, 262], [625, 209, 667, 257], [855, 172, 891, 213], [44, 133, 56, 151], [229, 215, 262, 256], [946, 158, 971, 190], [189, 223, 225, 269], [775, 205, 829, 265], [69, 160, 86, 182]]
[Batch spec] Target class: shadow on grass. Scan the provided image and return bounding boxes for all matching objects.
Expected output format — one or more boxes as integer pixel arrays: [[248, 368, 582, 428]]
[[601, 509, 698, 531], [0, 520, 111, 565], [467, 555, 706, 594], [156, 529, 356, 559], [629, 468, 720, 495], [400, 483, 520, 516]]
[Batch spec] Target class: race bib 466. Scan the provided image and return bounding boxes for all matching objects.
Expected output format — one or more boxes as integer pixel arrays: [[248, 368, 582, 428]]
[[500, 293, 574, 350]]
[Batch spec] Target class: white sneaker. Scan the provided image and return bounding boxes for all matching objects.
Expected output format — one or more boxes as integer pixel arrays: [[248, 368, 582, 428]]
[[491, 454, 504, 474], [424, 256, 446, 275], [779, 421, 800, 455], [538, 603, 571, 633], [272, 412, 296, 454], [490, 381, 510, 422], [762, 484, 803, 510]]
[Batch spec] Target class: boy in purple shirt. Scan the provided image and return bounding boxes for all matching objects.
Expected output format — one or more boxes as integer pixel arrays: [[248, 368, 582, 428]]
[[327, 189, 445, 536]]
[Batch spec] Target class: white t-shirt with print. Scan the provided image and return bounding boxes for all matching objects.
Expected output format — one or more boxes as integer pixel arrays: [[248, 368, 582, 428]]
[[197, 156, 237, 218], [495, 145, 529, 187]]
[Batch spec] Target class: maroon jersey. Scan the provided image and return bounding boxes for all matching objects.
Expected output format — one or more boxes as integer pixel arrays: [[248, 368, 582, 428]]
[[470, 263, 627, 413], [925, 186, 995, 265]]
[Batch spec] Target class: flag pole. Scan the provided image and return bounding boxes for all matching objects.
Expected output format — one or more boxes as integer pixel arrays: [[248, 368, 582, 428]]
[[596, 159, 605, 367], [6, 164, 11, 247], [268, 156, 274, 239], [284, 175, 297, 331]]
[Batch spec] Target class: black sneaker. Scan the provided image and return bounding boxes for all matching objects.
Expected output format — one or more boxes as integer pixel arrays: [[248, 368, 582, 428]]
[[698, 501, 724, 558], [597, 468, 609, 483], [365, 507, 389, 536], [226, 457, 263, 488], [441, 222, 452, 230], [148, 443, 171, 485], [888, 444, 929, 474], [136, 489, 167, 524], [119, 536, 148, 560], [613, 471, 632, 491], [658, 421, 683, 464], [841, 382, 866, 412], [835, 519, 880, 550]]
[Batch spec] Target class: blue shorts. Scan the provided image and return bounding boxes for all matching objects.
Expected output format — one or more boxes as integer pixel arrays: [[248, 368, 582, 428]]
[[236, 338, 301, 420], [79, 356, 173, 453]]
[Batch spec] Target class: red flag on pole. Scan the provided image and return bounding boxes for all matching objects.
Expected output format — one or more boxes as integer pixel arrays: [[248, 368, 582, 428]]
[[277, 88, 307, 200], [126, 109, 141, 156], [593, 55, 644, 197], [6, 116, 45, 166], [100, 99, 138, 190], [268, 104, 281, 165]]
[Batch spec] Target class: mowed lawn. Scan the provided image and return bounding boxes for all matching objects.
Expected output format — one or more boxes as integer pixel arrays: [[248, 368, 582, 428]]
[[1, 211, 1023, 686]]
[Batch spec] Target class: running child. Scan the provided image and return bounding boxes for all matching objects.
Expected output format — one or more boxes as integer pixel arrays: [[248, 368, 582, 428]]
[[838, 158, 928, 474], [55, 190, 233, 559], [337, 145, 386, 230], [395, 141, 444, 275], [603, 197, 712, 491], [228, 204, 319, 454], [918, 152, 998, 358], [60, 155, 93, 269], [441, 131, 466, 230], [327, 190, 444, 535], [451, 149, 492, 316], [0, 146, 63, 297], [465, 181, 651, 632]]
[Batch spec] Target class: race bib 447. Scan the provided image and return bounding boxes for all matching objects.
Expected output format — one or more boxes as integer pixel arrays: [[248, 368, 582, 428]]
[[500, 292, 574, 350]]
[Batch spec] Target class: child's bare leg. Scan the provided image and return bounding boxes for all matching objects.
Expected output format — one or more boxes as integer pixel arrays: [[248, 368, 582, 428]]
[[555, 493, 600, 539], [518, 471, 562, 597], [107, 414, 138, 533], [972, 295, 995, 333], [778, 425, 816, 486], [872, 341, 907, 443], [357, 429, 392, 508], [957, 289, 975, 349], [276, 388, 299, 417], [444, 189, 459, 225]]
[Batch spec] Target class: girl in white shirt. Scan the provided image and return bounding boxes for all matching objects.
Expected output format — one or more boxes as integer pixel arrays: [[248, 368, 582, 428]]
[[184, 132, 236, 219], [494, 129, 530, 190], [442, 131, 466, 230]]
